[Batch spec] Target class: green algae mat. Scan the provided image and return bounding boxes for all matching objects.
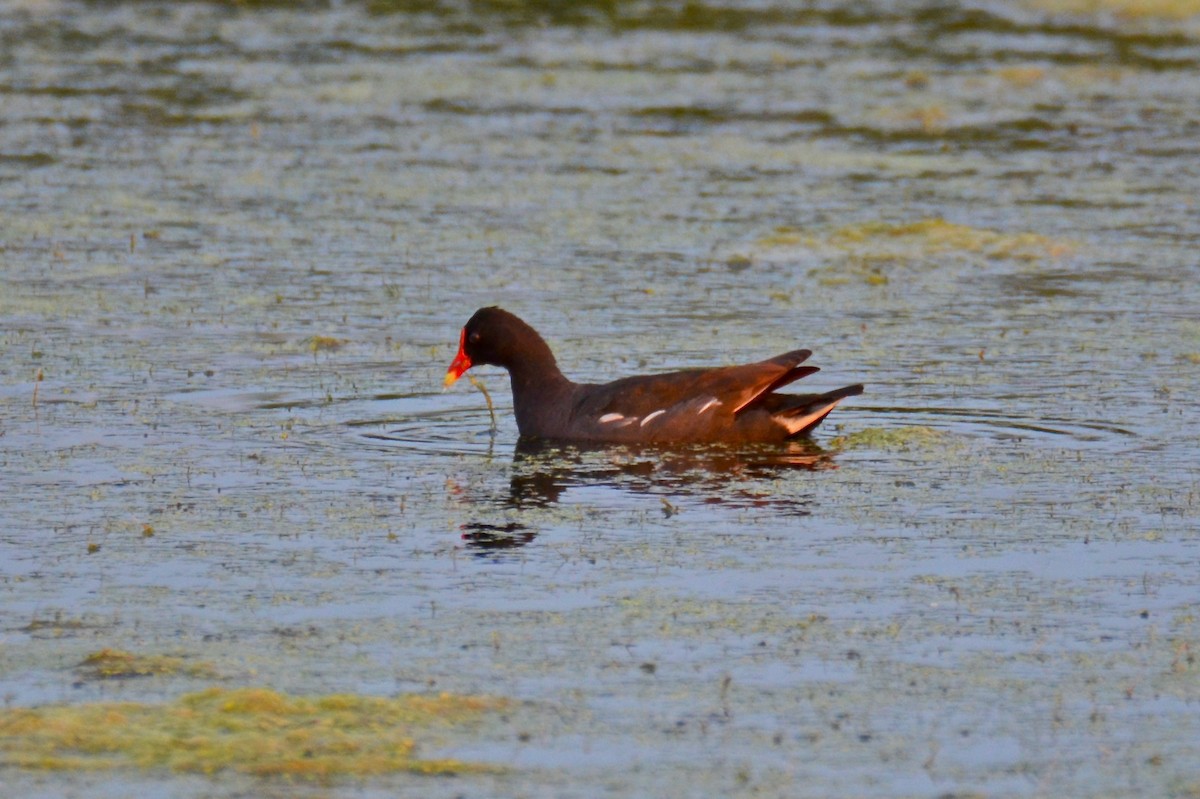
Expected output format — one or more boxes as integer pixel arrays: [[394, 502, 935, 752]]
[[0, 687, 508, 779]]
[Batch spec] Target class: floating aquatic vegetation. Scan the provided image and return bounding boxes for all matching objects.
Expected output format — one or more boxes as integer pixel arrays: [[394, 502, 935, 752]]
[[994, 66, 1048, 87], [75, 649, 219, 681], [822, 219, 1070, 261], [1032, 0, 1200, 19], [0, 687, 508, 779], [738, 218, 1073, 287], [878, 104, 950, 134], [830, 426, 947, 450], [307, 335, 347, 353], [752, 218, 1072, 260]]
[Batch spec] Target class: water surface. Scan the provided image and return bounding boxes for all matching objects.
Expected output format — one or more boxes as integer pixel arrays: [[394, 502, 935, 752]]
[[2, 1, 1199, 796]]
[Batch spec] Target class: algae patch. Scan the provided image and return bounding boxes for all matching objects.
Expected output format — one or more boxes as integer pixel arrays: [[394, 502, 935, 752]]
[[736, 218, 1073, 288], [307, 335, 348, 353], [1031, 0, 1200, 19], [831, 426, 946, 450], [821, 219, 1070, 262], [76, 649, 218, 681], [0, 687, 508, 778]]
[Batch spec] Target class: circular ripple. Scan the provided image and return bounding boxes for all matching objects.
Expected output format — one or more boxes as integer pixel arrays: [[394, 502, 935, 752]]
[[347, 407, 509, 457], [851, 404, 1137, 449]]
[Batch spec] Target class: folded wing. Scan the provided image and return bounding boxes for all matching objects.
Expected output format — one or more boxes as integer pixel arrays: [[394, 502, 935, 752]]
[[573, 349, 829, 439]]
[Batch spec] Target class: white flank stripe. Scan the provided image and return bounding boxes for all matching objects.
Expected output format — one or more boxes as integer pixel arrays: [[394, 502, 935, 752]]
[[640, 410, 666, 426], [599, 413, 625, 423], [698, 398, 722, 414]]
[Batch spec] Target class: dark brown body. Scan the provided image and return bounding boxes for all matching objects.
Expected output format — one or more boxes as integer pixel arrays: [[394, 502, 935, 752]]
[[446, 307, 863, 444]]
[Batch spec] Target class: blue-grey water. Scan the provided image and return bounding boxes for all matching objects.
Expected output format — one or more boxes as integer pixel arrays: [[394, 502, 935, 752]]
[[2, 1, 1199, 796]]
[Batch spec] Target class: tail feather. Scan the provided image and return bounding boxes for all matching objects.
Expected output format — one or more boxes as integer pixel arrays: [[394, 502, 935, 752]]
[[731, 350, 817, 415], [772, 384, 864, 437]]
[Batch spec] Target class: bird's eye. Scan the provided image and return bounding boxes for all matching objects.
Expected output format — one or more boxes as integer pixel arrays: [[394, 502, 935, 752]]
[[468, 331, 481, 344]]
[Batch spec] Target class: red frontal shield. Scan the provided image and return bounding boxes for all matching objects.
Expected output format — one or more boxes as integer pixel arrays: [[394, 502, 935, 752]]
[[444, 328, 472, 387]]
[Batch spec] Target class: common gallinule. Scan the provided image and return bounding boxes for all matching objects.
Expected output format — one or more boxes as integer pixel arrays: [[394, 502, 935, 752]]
[[444, 307, 863, 443]]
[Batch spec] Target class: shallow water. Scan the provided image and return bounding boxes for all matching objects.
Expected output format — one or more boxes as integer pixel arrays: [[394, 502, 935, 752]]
[[2, 0, 1199, 796]]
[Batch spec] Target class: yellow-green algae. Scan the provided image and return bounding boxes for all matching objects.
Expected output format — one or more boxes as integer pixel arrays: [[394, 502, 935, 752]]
[[77, 649, 219, 680], [1032, 0, 1200, 18], [746, 218, 1073, 287], [820, 219, 1070, 261], [830, 426, 947, 450], [994, 65, 1048, 87], [0, 687, 508, 779], [307, 335, 348, 353]]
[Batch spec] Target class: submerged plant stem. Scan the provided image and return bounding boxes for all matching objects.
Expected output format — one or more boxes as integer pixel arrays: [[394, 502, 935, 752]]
[[469, 375, 497, 433]]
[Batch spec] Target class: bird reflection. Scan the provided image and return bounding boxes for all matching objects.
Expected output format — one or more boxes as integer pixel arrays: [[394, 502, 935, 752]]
[[460, 437, 836, 554], [458, 521, 538, 550]]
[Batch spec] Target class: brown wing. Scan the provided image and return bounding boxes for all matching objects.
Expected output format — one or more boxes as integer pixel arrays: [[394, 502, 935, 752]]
[[573, 349, 817, 422]]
